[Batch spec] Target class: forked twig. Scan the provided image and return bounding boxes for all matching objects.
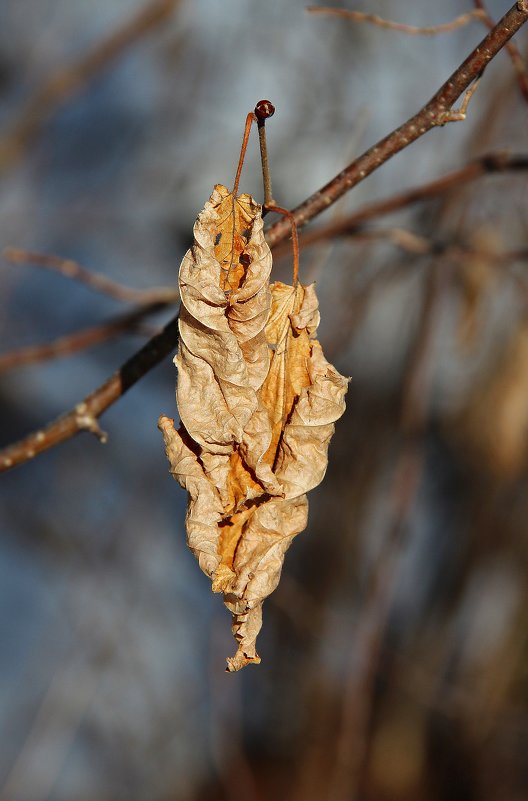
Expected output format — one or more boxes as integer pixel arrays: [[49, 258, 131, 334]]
[[234, 102, 300, 284], [266, 1, 528, 246]]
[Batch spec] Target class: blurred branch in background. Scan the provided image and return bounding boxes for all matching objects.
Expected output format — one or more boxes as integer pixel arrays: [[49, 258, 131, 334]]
[[266, 0, 528, 245], [0, 301, 173, 373], [0, 0, 180, 172], [290, 152, 528, 252], [1, 3, 527, 473], [3, 248, 179, 304], [306, 6, 487, 35], [0, 248, 179, 371]]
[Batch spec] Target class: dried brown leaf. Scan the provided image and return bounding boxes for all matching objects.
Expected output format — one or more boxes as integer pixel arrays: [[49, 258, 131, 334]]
[[159, 185, 348, 670]]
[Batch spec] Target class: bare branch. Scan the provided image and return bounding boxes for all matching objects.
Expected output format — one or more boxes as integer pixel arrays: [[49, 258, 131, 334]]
[[3, 248, 178, 305], [0, 313, 179, 472], [0, 302, 170, 373], [0, 0, 180, 171], [306, 6, 485, 35], [340, 226, 432, 254], [289, 152, 528, 251], [473, 0, 528, 102], [266, 2, 528, 247]]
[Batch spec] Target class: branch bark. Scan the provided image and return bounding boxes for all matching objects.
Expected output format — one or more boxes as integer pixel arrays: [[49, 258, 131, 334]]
[[473, 0, 528, 102], [0, 302, 170, 373], [0, 313, 179, 471], [265, 1, 528, 247]]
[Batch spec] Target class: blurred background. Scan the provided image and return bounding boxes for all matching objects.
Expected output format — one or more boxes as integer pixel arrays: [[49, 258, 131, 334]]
[[1, 1, 528, 799]]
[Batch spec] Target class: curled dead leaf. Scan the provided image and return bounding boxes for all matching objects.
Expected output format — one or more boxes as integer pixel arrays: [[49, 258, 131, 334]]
[[159, 185, 348, 670]]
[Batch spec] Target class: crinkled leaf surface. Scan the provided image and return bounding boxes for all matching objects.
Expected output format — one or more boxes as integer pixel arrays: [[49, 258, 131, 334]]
[[159, 185, 348, 671]]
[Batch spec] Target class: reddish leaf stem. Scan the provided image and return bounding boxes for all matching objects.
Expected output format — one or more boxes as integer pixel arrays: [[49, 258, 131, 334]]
[[233, 112, 257, 196]]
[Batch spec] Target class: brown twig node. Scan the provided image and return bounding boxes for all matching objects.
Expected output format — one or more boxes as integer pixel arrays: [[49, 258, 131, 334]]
[[254, 100, 275, 121], [435, 73, 484, 125]]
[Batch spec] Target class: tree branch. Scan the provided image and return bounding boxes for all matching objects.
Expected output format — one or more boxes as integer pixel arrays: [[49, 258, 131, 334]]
[[0, 302, 171, 373], [0, 313, 179, 472], [266, 1, 528, 247], [3, 247, 178, 304], [289, 152, 528, 251], [473, 0, 528, 102]]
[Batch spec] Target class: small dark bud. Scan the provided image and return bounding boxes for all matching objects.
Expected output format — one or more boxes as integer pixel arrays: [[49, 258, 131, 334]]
[[255, 100, 275, 120]]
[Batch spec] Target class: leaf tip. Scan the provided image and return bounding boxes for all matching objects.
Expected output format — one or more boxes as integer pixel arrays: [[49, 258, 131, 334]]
[[225, 650, 262, 673]]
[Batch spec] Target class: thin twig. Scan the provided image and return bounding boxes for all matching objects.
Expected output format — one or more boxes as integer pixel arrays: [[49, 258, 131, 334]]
[[0, 313, 179, 472], [279, 152, 528, 253], [340, 226, 432, 253], [266, 2, 528, 247], [439, 72, 483, 124], [307, 6, 485, 35], [0, 647, 101, 801], [3, 247, 179, 304], [0, 302, 169, 374], [474, 0, 528, 102], [0, 0, 180, 171]]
